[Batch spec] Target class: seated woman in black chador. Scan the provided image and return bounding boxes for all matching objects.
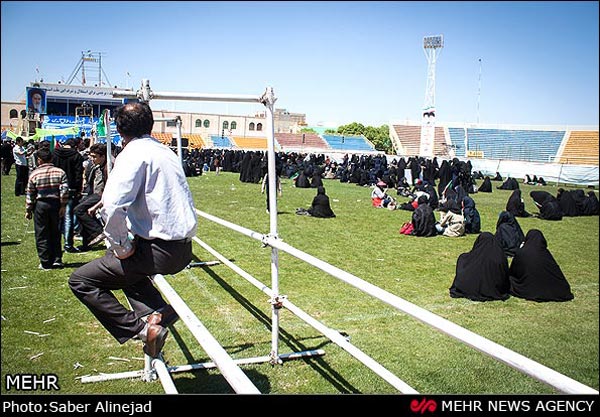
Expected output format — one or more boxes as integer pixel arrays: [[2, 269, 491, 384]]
[[505, 189, 530, 217], [410, 195, 437, 237], [530, 190, 563, 220], [462, 195, 481, 234], [492, 172, 503, 181], [509, 229, 574, 302], [556, 188, 579, 216], [494, 211, 525, 257], [294, 170, 311, 188], [582, 191, 599, 215], [449, 232, 510, 301], [296, 186, 336, 218], [497, 177, 519, 190], [478, 176, 493, 193]]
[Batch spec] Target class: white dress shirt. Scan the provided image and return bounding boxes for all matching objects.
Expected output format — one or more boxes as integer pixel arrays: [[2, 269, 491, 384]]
[[100, 135, 197, 257]]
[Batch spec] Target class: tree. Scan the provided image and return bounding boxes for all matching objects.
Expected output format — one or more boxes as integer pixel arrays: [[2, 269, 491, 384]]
[[335, 122, 392, 153]]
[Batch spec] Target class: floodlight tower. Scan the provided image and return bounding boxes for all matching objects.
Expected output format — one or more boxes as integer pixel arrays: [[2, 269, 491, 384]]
[[420, 35, 443, 158]]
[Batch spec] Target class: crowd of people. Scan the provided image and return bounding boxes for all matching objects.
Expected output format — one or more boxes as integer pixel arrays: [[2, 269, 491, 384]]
[[3, 131, 598, 358], [3, 133, 119, 270]]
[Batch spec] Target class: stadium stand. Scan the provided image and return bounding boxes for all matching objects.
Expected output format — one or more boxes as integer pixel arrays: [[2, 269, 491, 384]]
[[322, 134, 374, 151], [557, 130, 599, 166], [434, 126, 450, 157], [448, 127, 467, 158], [231, 136, 268, 150], [274, 132, 330, 150], [391, 125, 449, 157], [152, 132, 173, 146], [392, 125, 421, 155], [185, 134, 206, 149], [463, 128, 564, 162]]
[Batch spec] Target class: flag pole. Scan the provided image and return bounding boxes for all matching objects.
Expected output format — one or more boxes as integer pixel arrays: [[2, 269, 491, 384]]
[[105, 109, 112, 172]]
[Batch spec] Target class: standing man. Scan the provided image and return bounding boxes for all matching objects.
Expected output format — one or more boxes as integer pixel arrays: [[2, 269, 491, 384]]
[[73, 142, 107, 251], [13, 137, 29, 196], [1, 138, 15, 175], [53, 138, 84, 253], [25, 146, 69, 270], [69, 102, 197, 357]]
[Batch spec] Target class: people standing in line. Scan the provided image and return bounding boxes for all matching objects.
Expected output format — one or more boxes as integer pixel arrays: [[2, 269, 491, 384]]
[[73, 143, 107, 251], [25, 147, 69, 270], [13, 137, 29, 196], [69, 102, 197, 358], [53, 138, 84, 253]]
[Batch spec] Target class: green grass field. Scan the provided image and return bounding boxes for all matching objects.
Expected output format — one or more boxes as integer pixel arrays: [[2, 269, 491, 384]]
[[1, 168, 598, 394]]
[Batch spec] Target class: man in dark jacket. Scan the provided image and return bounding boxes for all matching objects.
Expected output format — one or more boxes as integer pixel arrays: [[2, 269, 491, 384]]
[[53, 138, 84, 252]]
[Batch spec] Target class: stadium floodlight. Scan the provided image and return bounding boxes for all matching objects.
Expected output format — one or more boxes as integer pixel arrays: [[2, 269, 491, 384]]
[[423, 35, 443, 49], [420, 34, 444, 157]]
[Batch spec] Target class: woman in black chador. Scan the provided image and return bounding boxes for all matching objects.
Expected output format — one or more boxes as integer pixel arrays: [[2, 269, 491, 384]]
[[530, 190, 563, 220], [497, 177, 519, 190], [582, 191, 599, 215], [505, 189, 530, 217], [494, 211, 525, 257], [462, 195, 481, 234], [410, 195, 437, 237], [299, 186, 336, 218], [478, 176, 493, 193], [449, 232, 510, 301], [556, 188, 579, 216], [509, 229, 574, 302]]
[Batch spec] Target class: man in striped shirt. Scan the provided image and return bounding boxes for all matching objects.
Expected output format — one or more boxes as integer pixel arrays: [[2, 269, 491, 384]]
[[25, 145, 69, 270]]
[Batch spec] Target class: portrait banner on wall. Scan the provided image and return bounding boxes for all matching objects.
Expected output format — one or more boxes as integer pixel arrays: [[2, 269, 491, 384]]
[[26, 87, 47, 114]]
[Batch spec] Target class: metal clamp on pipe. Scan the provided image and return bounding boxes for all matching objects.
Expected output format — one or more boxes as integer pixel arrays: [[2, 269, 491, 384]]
[[269, 295, 287, 309], [261, 233, 278, 248]]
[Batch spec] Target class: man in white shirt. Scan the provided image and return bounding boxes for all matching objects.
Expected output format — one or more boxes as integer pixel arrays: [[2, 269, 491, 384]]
[[13, 137, 29, 196], [69, 102, 197, 357]]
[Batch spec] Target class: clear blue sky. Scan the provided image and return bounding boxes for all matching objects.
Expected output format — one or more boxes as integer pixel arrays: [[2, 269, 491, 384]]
[[2, 1, 598, 127]]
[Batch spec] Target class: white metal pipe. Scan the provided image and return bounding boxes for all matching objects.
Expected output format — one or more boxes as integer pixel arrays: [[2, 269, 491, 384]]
[[113, 88, 262, 104], [265, 237, 598, 395], [105, 109, 112, 172], [167, 351, 325, 374], [192, 236, 417, 393], [196, 209, 264, 241], [152, 358, 178, 394], [176, 117, 183, 165], [263, 88, 280, 360], [81, 370, 144, 383], [151, 274, 261, 394], [194, 212, 598, 394]]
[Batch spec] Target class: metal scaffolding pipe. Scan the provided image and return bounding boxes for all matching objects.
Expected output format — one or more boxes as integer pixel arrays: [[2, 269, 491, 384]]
[[192, 236, 418, 393], [151, 274, 261, 394], [194, 209, 598, 395], [152, 357, 178, 394]]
